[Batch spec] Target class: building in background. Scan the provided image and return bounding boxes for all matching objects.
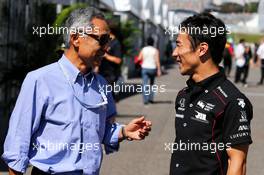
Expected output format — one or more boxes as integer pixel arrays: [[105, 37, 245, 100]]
[[259, 0, 264, 32]]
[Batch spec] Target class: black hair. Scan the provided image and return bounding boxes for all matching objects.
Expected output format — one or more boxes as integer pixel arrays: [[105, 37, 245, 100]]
[[179, 12, 227, 65], [239, 39, 245, 43], [147, 37, 154, 46]]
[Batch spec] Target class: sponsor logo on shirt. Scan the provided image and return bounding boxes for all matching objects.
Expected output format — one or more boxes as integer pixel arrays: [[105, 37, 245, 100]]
[[175, 113, 184, 118], [191, 110, 209, 123], [178, 98, 186, 111], [217, 86, 228, 98], [178, 107, 185, 111], [196, 100, 215, 111], [229, 132, 250, 140], [197, 100, 206, 109], [237, 98, 246, 108], [179, 98, 185, 107], [239, 111, 248, 122], [238, 125, 249, 131]]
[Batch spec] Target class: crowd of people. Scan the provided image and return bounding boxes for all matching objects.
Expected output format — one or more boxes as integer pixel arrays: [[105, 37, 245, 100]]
[[223, 37, 264, 87]]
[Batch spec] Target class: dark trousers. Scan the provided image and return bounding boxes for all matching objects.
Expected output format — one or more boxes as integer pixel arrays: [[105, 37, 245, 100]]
[[31, 167, 83, 175], [31, 167, 50, 175], [260, 60, 264, 84], [235, 66, 244, 83], [141, 68, 156, 103], [242, 65, 249, 84], [224, 59, 232, 76]]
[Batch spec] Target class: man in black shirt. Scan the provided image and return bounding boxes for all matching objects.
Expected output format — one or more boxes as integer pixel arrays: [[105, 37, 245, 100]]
[[99, 35, 122, 84], [170, 13, 253, 175], [97, 30, 122, 101]]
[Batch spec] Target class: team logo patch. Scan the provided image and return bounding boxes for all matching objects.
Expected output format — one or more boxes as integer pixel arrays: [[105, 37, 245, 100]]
[[191, 110, 209, 123]]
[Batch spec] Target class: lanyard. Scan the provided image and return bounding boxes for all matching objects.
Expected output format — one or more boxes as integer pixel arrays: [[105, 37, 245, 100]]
[[58, 62, 108, 109]]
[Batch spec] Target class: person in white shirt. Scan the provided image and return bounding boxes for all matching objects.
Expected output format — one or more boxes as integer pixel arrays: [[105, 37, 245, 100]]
[[234, 39, 246, 83], [257, 38, 264, 85], [138, 37, 161, 104]]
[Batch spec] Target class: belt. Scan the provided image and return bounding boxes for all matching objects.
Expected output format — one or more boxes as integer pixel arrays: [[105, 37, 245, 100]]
[[31, 166, 83, 175], [31, 167, 50, 175]]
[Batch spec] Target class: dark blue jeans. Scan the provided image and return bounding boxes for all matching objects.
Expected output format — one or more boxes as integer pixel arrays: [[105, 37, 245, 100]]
[[141, 68, 157, 104]]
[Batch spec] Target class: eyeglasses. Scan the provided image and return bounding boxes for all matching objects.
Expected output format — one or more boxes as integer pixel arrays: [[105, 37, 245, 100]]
[[83, 33, 112, 47]]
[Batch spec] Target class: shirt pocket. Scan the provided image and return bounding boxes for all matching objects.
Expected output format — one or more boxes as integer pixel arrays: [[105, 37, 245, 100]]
[[43, 97, 74, 125], [83, 105, 107, 142]]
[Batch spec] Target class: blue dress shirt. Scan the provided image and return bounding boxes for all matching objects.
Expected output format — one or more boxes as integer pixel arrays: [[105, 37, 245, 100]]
[[2, 55, 122, 175]]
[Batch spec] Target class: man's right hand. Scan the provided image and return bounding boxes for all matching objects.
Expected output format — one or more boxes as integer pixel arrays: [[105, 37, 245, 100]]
[[123, 116, 152, 140]]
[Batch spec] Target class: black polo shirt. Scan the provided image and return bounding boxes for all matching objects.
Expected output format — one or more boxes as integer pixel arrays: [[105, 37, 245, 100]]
[[170, 70, 253, 175], [99, 38, 122, 83]]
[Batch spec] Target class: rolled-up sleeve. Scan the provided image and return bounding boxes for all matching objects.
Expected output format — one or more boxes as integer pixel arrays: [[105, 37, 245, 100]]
[[103, 122, 122, 154], [102, 88, 122, 154], [1, 73, 45, 173]]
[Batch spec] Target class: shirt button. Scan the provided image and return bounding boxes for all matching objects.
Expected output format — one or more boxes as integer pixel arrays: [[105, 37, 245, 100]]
[[189, 104, 193, 107], [176, 163, 179, 168], [205, 89, 208, 93], [183, 123, 187, 127]]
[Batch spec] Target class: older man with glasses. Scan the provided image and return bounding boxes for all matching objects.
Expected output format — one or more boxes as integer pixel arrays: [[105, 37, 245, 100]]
[[2, 7, 151, 175]]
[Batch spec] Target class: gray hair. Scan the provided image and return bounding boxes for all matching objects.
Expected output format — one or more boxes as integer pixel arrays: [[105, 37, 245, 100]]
[[63, 7, 105, 48]]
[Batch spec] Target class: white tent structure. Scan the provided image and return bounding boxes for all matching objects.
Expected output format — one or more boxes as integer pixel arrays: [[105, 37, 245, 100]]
[[101, 0, 171, 28], [259, 0, 264, 32]]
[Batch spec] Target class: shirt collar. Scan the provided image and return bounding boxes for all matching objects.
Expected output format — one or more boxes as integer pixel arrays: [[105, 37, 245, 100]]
[[58, 55, 93, 84], [186, 67, 226, 90]]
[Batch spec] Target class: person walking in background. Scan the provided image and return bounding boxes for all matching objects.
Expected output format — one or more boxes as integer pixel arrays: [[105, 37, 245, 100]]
[[138, 37, 161, 105], [234, 39, 246, 83], [95, 27, 122, 101], [242, 45, 252, 87], [223, 40, 234, 77], [257, 38, 264, 85], [253, 42, 259, 66]]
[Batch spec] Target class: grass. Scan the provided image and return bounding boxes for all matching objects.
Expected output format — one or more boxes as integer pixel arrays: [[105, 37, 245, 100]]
[[230, 33, 264, 43]]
